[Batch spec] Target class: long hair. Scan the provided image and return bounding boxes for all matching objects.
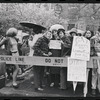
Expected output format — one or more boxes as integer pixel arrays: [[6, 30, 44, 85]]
[[83, 30, 94, 39]]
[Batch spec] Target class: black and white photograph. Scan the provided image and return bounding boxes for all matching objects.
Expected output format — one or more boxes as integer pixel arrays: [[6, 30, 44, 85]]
[[0, 3, 99, 97]]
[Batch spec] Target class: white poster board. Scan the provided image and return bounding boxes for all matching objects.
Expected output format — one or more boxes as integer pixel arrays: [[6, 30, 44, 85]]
[[68, 57, 87, 82], [71, 36, 90, 61], [49, 40, 61, 49]]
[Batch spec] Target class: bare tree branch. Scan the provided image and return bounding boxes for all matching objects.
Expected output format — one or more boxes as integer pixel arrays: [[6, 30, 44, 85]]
[[89, 6, 100, 17]]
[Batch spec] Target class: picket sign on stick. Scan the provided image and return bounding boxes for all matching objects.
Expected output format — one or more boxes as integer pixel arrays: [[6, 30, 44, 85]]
[[68, 57, 87, 92], [69, 36, 90, 94], [73, 81, 77, 92], [83, 69, 90, 97], [71, 36, 90, 61]]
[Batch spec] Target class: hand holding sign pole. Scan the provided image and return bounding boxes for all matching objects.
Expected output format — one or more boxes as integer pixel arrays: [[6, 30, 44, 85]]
[[68, 57, 87, 92]]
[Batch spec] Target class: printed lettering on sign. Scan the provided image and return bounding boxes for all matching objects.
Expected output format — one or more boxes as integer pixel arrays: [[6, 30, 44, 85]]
[[15, 57, 24, 62], [45, 58, 51, 63], [55, 59, 63, 63], [0, 57, 12, 62], [0, 55, 67, 67]]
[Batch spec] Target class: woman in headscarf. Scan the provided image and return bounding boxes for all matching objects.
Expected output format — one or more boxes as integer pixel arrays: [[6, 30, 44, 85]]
[[0, 27, 20, 88]]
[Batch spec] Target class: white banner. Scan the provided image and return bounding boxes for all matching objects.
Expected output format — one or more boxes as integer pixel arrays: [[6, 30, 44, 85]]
[[49, 40, 61, 49], [68, 57, 87, 82], [71, 36, 90, 61]]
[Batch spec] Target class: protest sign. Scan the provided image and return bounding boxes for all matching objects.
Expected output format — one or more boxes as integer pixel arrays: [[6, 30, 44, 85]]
[[71, 36, 90, 61], [68, 57, 87, 82], [49, 40, 61, 49]]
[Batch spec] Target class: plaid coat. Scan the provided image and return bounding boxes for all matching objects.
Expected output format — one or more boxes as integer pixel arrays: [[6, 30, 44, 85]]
[[33, 36, 50, 56]]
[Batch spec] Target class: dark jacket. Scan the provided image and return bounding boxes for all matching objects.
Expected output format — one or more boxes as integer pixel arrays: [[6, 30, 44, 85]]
[[49, 36, 61, 74], [49, 36, 61, 57], [61, 35, 73, 56], [33, 36, 50, 56]]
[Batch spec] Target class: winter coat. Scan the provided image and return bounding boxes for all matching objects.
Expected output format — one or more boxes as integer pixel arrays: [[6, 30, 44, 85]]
[[49, 36, 61, 74], [61, 35, 73, 56], [33, 36, 50, 56]]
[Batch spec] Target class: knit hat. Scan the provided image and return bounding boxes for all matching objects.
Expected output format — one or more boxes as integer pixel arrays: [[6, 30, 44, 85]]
[[69, 28, 77, 35], [57, 28, 65, 36]]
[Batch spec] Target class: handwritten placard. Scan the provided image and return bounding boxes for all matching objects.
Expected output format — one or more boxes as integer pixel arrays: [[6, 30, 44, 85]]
[[68, 57, 87, 82], [49, 40, 61, 49], [71, 36, 90, 61]]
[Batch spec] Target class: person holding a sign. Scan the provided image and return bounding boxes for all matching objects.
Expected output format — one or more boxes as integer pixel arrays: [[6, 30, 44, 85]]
[[57, 28, 77, 89], [49, 29, 61, 88], [33, 30, 52, 91], [66, 28, 78, 56]]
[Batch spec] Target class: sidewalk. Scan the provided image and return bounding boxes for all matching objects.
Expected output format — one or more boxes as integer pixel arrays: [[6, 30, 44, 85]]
[[0, 70, 86, 97]]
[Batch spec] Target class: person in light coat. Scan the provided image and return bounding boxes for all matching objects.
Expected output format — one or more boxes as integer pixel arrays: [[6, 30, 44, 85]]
[[0, 28, 20, 88]]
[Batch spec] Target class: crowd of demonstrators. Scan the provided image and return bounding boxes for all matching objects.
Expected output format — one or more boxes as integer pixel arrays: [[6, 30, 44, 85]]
[[31, 26, 79, 91], [1, 24, 100, 97], [31, 25, 100, 96]]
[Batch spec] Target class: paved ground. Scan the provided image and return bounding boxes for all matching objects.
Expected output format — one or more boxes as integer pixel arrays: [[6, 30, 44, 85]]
[[0, 69, 99, 97]]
